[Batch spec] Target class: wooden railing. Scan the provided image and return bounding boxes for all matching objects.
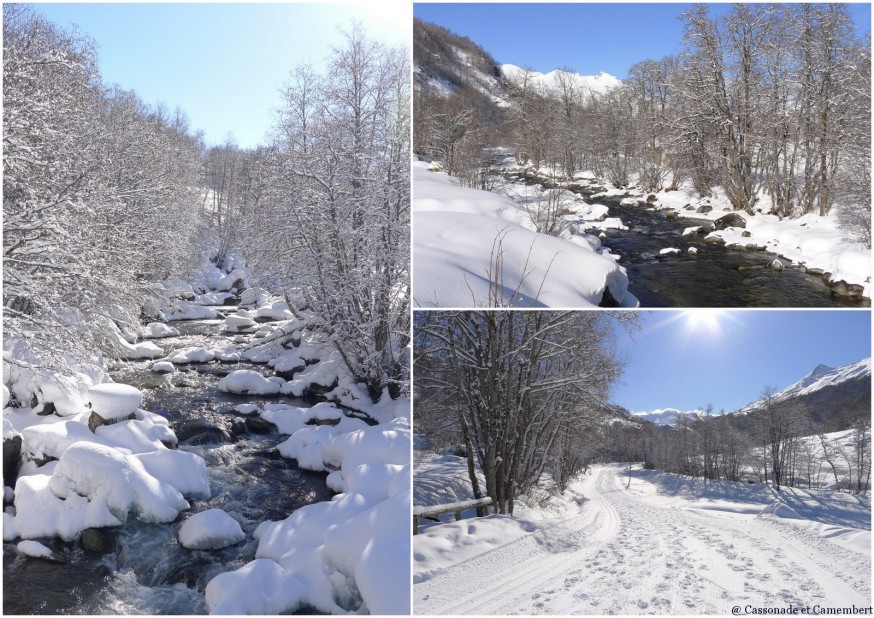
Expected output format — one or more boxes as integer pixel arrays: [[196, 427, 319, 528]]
[[413, 497, 493, 535]]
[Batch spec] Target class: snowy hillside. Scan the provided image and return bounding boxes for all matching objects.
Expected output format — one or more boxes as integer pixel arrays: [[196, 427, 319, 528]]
[[740, 357, 871, 415], [501, 64, 621, 98]]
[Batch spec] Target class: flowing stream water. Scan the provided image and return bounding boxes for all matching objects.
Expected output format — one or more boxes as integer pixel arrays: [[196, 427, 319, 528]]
[[506, 172, 869, 308], [3, 312, 333, 614]]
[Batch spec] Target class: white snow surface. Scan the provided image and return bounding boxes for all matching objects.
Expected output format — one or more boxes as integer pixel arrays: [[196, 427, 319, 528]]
[[179, 509, 244, 550], [413, 161, 635, 308], [414, 462, 870, 614]]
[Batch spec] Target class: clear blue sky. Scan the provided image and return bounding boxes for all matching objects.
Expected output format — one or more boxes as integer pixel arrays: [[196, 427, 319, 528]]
[[610, 310, 872, 414], [414, 3, 872, 78], [33, 2, 410, 149]]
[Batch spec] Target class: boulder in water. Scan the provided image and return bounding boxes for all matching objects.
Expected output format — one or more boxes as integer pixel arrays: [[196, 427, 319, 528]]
[[80, 528, 117, 554]]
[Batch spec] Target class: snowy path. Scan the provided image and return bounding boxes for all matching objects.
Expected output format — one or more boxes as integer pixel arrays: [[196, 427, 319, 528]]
[[414, 464, 871, 614]]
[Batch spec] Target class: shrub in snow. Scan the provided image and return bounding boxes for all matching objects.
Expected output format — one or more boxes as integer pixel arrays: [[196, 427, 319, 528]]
[[49, 442, 189, 524], [167, 347, 216, 364], [179, 509, 244, 550], [217, 370, 282, 396]]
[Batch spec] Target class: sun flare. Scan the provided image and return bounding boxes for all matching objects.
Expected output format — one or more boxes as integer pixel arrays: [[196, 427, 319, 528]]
[[684, 310, 724, 333]]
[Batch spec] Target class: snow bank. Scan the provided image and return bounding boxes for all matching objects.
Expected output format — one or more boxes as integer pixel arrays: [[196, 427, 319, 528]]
[[217, 370, 282, 396], [413, 161, 635, 308], [21, 420, 118, 462], [205, 559, 307, 614], [13, 470, 121, 540], [88, 383, 142, 420], [179, 509, 244, 550]]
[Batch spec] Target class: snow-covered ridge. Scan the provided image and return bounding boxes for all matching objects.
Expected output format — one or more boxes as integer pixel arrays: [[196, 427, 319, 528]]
[[631, 408, 703, 426], [635, 358, 871, 424], [501, 64, 621, 98], [740, 357, 872, 414]]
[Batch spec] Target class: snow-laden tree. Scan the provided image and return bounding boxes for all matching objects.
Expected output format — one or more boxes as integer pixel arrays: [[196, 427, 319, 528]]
[[3, 6, 205, 370], [246, 25, 410, 400], [415, 310, 635, 514]]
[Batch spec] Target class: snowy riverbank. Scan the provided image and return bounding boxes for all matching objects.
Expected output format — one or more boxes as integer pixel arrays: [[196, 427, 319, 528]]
[[413, 160, 638, 308], [3, 263, 411, 614]]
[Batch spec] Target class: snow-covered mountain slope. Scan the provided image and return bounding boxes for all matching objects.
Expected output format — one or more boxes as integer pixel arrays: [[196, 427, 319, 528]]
[[739, 357, 871, 415], [501, 64, 621, 98], [633, 358, 871, 426], [414, 19, 503, 101], [630, 408, 703, 426]]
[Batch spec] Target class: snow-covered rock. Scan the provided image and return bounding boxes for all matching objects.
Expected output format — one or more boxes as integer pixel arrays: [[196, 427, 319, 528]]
[[225, 313, 256, 331], [164, 304, 219, 321], [142, 323, 180, 339], [240, 287, 269, 307], [135, 449, 210, 499], [17, 539, 60, 561], [49, 442, 189, 524], [167, 347, 216, 364], [88, 383, 142, 421], [659, 247, 681, 256], [179, 509, 244, 550], [151, 361, 176, 374], [118, 340, 165, 360], [217, 370, 282, 396]]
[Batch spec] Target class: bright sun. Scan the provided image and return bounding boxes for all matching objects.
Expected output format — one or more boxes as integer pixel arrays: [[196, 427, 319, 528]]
[[684, 310, 723, 332]]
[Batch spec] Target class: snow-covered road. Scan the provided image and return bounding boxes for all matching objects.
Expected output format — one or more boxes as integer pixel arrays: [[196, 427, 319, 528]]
[[414, 464, 871, 614]]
